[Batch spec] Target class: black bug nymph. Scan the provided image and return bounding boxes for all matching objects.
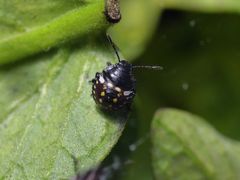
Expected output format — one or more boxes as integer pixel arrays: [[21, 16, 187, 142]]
[[91, 35, 162, 111]]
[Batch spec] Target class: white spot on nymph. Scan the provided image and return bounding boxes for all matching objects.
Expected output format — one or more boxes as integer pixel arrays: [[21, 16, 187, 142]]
[[114, 71, 119, 76], [124, 91, 132, 96], [110, 73, 117, 78], [115, 87, 121, 92], [107, 82, 113, 88], [99, 76, 105, 84]]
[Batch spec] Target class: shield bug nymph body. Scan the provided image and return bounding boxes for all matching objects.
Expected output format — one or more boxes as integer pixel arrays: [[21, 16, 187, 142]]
[[91, 35, 162, 111]]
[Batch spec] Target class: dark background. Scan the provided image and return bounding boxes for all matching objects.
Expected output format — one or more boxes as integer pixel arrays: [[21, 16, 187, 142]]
[[107, 10, 240, 179]]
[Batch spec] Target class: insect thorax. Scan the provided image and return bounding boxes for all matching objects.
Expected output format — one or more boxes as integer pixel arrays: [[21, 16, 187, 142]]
[[92, 61, 136, 110]]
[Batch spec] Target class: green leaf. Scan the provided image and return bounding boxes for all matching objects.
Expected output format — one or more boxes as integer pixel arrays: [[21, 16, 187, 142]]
[[109, 0, 240, 61], [0, 42, 127, 179], [0, 0, 127, 179], [109, 0, 162, 60], [0, 0, 107, 64], [151, 108, 240, 180], [157, 0, 240, 13]]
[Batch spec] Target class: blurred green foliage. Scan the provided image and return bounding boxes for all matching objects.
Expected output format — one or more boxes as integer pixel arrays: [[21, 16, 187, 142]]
[[109, 0, 240, 179], [152, 109, 240, 180], [136, 12, 240, 140]]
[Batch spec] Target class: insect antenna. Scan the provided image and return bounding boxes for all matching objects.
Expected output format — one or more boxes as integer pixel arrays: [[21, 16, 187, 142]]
[[106, 34, 121, 62], [133, 65, 164, 70]]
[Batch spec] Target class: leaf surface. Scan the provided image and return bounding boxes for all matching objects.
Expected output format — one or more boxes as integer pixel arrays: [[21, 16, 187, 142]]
[[0, 0, 107, 64], [109, 0, 161, 60], [0, 0, 127, 179], [158, 0, 240, 13], [0, 42, 127, 179], [151, 109, 240, 180]]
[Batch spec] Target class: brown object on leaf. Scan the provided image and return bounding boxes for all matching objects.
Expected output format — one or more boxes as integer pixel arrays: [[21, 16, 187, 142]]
[[105, 0, 121, 23]]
